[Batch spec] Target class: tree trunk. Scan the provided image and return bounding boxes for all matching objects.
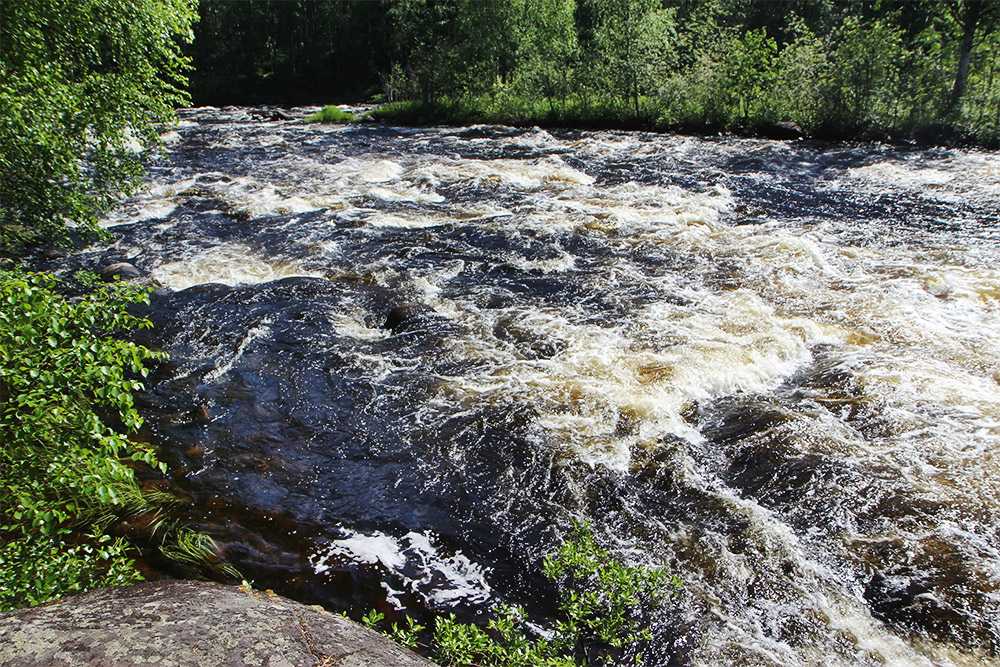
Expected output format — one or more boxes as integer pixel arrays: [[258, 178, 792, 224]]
[[948, 0, 983, 114]]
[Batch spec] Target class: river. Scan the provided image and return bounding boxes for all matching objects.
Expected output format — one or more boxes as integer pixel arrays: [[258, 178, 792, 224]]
[[63, 107, 1000, 665]]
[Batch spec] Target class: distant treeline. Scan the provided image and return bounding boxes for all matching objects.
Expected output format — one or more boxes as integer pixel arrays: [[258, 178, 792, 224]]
[[191, 0, 1000, 143]]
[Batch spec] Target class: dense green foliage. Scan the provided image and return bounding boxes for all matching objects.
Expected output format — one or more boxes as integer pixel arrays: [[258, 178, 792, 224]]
[[0, 0, 198, 248], [192, 0, 1000, 143], [366, 524, 679, 666], [0, 271, 164, 611]]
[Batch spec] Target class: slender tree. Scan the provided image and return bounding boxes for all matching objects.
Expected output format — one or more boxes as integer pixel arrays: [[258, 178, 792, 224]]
[[515, 0, 580, 113], [946, 0, 1000, 113], [587, 0, 663, 117]]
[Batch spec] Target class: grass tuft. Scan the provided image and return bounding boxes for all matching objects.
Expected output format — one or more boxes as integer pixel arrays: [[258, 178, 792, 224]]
[[304, 105, 357, 124]]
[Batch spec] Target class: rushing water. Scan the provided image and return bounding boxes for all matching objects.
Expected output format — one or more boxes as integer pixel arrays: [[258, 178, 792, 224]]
[[51, 107, 1000, 665]]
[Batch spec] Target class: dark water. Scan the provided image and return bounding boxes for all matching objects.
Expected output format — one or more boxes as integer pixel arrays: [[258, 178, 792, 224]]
[[49, 107, 1000, 665]]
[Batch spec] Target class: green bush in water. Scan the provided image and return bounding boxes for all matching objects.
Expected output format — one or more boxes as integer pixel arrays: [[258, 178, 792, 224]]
[[305, 105, 357, 123], [368, 522, 680, 666]]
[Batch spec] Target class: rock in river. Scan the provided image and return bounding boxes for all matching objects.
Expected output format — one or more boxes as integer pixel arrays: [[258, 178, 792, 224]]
[[760, 121, 806, 140], [99, 262, 143, 282]]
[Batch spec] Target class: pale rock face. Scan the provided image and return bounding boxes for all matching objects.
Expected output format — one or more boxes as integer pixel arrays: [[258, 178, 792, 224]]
[[0, 580, 435, 667]]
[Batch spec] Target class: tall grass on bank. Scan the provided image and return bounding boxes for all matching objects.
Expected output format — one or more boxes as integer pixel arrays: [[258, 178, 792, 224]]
[[364, 96, 659, 131]]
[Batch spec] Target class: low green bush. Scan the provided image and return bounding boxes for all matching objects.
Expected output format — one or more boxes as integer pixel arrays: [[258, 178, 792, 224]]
[[0, 532, 143, 610], [367, 523, 680, 666], [0, 271, 165, 611], [367, 96, 650, 130], [305, 105, 357, 123]]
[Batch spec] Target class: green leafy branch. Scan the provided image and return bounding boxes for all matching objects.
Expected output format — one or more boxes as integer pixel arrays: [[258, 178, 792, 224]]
[[0, 271, 171, 610], [364, 522, 680, 667]]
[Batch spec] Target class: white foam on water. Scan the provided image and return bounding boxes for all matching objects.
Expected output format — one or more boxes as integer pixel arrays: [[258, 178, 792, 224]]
[[831, 150, 1000, 206], [110, 171, 347, 221], [847, 163, 955, 188], [160, 130, 181, 145], [327, 306, 388, 341], [424, 156, 596, 191], [153, 243, 324, 290], [305, 157, 448, 204], [222, 179, 322, 218], [381, 174, 816, 469], [508, 247, 576, 274], [422, 281, 841, 470], [204, 319, 272, 382], [367, 213, 449, 228], [364, 203, 509, 229], [509, 126, 561, 150], [100, 177, 201, 227], [660, 447, 948, 667], [314, 531, 406, 571], [104, 200, 179, 227], [366, 185, 446, 204], [359, 159, 404, 182], [256, 134, 287, 147], [310, 528, 492, 609]]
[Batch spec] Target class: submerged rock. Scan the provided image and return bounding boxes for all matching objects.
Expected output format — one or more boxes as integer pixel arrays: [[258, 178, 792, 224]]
[[0, 580, 435, 666]]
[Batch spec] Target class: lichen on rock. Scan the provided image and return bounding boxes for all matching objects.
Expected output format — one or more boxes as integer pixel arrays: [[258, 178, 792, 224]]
[[0, 580, 435, 667]]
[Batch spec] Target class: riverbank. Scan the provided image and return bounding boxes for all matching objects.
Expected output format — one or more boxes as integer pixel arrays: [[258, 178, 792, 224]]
[[312, 99, 981, 149]]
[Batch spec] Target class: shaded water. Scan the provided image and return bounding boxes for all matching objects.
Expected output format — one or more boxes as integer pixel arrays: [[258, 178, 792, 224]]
[[61, 108, 1000, 664]]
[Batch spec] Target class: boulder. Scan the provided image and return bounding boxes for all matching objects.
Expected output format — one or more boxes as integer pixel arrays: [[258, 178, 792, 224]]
[[760, 121, 806, 141], [99, 262, 143, 282], [0, 580, 436, 667], [42, 246, 70, 260]]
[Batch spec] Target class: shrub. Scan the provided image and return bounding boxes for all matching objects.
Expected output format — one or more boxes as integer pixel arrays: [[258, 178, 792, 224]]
[[0, 0, 198, 249], [0, 271, 165, 611], [305, 105, 358, 123], [367, 523, 679, 666]]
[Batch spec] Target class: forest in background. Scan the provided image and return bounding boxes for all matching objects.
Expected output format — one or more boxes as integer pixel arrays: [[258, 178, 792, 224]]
[[191, 0, 1000, 144]]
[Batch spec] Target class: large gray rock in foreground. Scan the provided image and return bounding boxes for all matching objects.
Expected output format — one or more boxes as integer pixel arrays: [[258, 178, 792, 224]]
[[0, 580, 436, 667]]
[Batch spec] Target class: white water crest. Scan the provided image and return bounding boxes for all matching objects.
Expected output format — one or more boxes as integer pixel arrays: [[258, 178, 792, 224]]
[[153, 243, 325, 290], [311, 528, 493, 609]]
